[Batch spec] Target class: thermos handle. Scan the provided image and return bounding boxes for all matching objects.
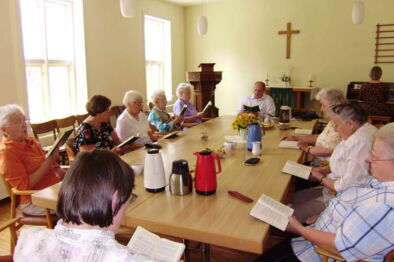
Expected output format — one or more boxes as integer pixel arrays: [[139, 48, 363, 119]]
[[214, 154, 222, 174]]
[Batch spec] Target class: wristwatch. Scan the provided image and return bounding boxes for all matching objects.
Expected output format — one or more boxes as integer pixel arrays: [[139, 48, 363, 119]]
[[306, 146, 312, 154]]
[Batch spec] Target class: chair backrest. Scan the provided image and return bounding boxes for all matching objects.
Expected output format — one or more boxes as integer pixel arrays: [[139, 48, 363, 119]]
[[368, 115, 392, 128], [0, 218, 18, 259], [30, 120, 59, 141], [56, 116, 77, 135], [268, 87, 294, 117], [65, 137, 77, 163], [384, 249, 394, 262], [75, 113, 89, 126]]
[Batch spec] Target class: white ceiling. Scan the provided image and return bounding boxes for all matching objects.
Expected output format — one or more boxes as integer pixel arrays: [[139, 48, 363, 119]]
[[163, 0, 225, 6]]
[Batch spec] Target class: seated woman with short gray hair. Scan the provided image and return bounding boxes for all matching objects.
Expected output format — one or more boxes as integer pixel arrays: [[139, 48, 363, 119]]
[[14, 149, 156, 262], [148, 90, 183, 133], [116, 90, 158, 145], [292, 102, 377, 221], [0, 104, 65, 216], [173, 83, 204, 125]]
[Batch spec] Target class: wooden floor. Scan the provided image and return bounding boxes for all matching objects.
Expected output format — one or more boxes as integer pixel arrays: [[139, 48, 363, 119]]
[[0, 198, 283, 261]]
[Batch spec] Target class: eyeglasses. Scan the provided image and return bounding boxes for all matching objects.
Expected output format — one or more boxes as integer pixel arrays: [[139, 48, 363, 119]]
[[9, 118, 29, 127], [129, 192, 138, 203]]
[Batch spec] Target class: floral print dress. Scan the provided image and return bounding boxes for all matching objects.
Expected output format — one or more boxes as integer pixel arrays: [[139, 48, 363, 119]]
[[74, 122, 114, 152]]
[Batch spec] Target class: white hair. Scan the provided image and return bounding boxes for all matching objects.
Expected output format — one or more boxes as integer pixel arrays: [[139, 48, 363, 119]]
[[375, 122, 394, 159], [315, 88, 346, 107], [0, 104, 24, 128], [176, 83, 193, 98], [123, 90, 144, 106], [151, 90, 167, 105]]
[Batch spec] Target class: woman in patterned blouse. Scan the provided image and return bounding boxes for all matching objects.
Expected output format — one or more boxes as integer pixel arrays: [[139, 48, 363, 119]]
[[148, 90, 184, 133], [359, 66, 391, 117], [74, 95, 122, 154]]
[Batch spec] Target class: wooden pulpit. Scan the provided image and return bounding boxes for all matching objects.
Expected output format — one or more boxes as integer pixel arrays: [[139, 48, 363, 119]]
[[186, 63, 222, 118]]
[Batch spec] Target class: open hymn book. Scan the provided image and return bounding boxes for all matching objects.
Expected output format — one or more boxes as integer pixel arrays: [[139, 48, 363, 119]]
[[127, 226, 185, 262], [249, 194, 294, 231], [282, 160, 312, 180], [278, 140, 299, 149]]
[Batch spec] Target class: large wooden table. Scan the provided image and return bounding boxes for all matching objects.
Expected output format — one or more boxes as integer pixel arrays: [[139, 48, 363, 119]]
[[32, 116, 316, 254]]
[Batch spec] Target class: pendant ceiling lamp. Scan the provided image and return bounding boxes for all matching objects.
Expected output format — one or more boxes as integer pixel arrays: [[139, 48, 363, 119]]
[[352, 1, 364, 25], [197, 0, 208, 35], [120, 0, 136, 18], [197, 16, 208, 35]]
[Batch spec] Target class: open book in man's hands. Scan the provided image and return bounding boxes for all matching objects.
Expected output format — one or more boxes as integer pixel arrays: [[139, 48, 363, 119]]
[[116, 133, 140, 148], [282, 160, 312, 180], [45, 129, 74, 158], [127, 226, 185, 262], [243, 105, 260, 113], [249, 194, 294, 231]]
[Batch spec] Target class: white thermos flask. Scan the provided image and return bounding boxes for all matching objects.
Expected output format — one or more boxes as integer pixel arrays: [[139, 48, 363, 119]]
[[144, 149, 166, 193]]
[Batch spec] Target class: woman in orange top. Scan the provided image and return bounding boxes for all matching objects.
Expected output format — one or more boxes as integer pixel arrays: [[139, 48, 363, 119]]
[[0, 104, 66, 215]]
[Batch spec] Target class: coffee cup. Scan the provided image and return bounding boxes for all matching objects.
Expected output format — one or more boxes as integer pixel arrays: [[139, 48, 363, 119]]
[[252, 141, 262, 155], [224, 141, 237, 151]]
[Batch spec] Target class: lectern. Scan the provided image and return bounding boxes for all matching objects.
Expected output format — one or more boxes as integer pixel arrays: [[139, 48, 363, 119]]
[[186, 63, 222, 118]]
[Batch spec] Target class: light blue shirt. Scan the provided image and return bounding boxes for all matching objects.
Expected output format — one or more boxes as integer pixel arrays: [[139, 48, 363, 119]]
[[148, 109, 175, 133], [292, 177, 394, 262]]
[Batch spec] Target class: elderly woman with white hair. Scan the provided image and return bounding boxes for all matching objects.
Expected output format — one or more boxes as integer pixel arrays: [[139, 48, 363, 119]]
[[173, 83, 204, 124], [148, 90, 184, 133], [0, 104, 65, 216], [283, 88, 347, 163], [292, 102, 377, 222], [116, 90, 158, 145]]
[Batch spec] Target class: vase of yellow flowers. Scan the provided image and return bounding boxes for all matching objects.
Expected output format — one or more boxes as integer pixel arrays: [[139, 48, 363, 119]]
[[232, 113, 258, 140]]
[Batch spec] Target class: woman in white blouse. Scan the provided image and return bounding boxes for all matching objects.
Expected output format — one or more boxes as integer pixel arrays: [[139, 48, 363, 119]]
[[115, 90, 158, 146], [292, 102, 377, 222]]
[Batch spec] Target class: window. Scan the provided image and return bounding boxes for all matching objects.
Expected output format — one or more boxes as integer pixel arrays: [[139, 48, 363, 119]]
[[144, 15, 172, 101], [19, 0, 87, 122]]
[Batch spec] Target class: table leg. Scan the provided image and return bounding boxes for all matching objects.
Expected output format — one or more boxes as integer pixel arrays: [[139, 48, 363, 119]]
[[183, 239, 190, 262], [202, 243, 210, 262]]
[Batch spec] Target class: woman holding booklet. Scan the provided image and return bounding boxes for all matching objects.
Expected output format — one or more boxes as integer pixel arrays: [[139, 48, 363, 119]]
[[0, 104, 66, 216], [14, 149, 166, 262], [292, 102, 377, 221], [74, 95, 132, 154], [283, 88, 346, 164], [256, 123, 394, 262], [173, 83, 205, 125], [116, 90, 159, 146], [148, 90, 184, 133]]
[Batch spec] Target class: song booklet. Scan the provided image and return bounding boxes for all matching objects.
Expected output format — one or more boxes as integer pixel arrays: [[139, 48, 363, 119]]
[[250, 194, 294, 231], [278, 140, 299, 149], [45, 129, 73, 158], [127, 226, 185, 262], [281, 160, 312, 180]]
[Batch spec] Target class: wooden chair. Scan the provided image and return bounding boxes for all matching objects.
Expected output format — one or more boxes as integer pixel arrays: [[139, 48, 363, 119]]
[[315, 247, 345, 262], [109, 106, 122, 118], [30, 120, 59, 141], [0, 218, 18, 260], [0, 175, 56, 254], [368, 115, 391, 128], [75, 113, 89, 125], [56, 115, 77, 135], [65, 137, 77, 164]]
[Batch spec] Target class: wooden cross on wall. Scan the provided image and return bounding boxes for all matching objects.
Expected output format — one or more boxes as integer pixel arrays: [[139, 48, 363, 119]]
[[278, 22, 300, 59]]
